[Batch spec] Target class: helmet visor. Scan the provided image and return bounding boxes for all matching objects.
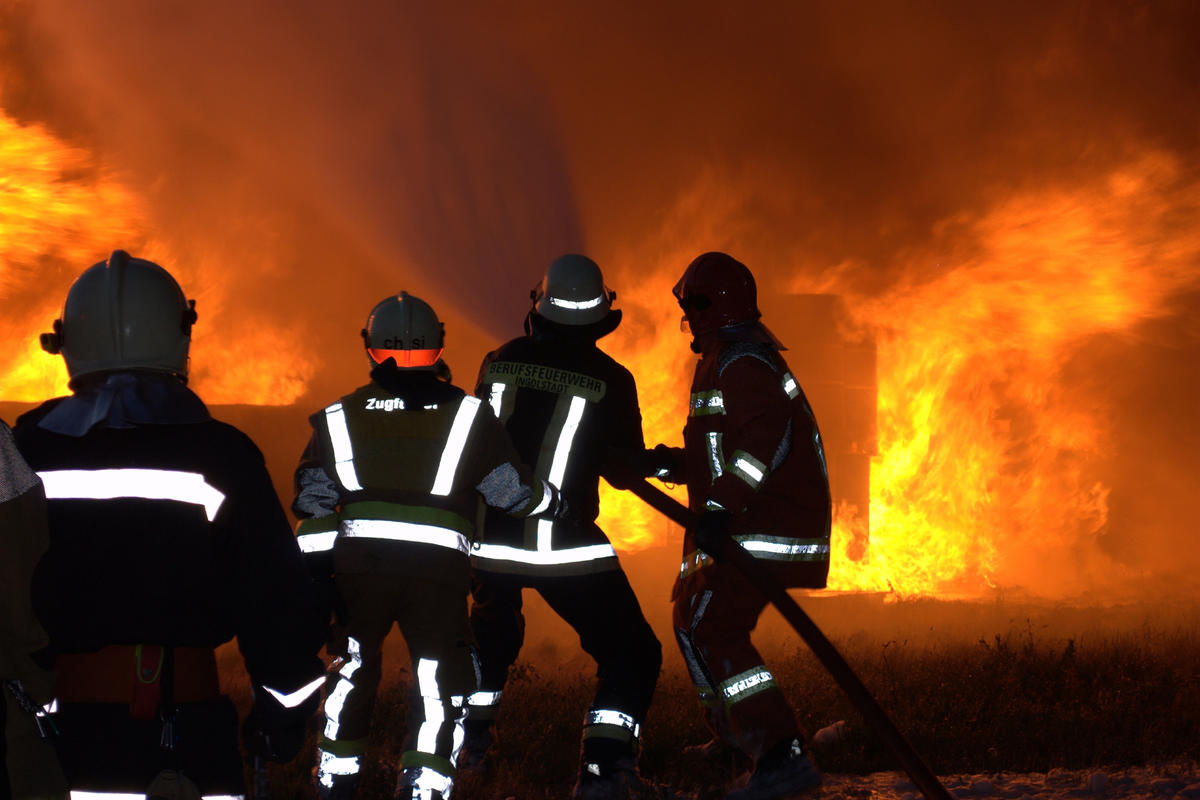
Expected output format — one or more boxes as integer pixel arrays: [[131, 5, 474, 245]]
[[368, 347, 444, 368]]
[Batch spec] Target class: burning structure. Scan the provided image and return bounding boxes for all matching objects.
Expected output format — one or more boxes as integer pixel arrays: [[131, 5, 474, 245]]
[[2, 1, 1199, 605]]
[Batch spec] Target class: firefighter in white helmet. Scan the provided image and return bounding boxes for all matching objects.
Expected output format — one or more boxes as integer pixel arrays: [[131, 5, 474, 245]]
[[464, 254, 663, 799], [14, 250, 326, 798], [293, 291, 568, 800]]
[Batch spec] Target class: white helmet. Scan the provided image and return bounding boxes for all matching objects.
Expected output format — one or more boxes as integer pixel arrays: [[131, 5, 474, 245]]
[[41, 250, 197, 387], [532, 254, 616, 326], [361, 291, 445, 369]]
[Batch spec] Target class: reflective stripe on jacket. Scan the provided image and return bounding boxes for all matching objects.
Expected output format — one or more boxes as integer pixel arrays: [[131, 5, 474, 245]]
[[472, 332, 645, 577], [680, 340, 831, 589], [295, 378, 553, 580]]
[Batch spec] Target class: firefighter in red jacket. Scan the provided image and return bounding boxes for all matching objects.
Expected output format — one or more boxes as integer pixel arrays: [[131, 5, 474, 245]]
[[15, 251, 326, 799], [646, 252, 830, 800], [293, 292, 567, 800]]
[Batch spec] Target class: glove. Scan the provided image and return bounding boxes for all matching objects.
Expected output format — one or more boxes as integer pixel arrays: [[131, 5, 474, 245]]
[[242, 689, 317, 763], [694, 510, 733, 559], [644, 444, 680, 480], [539, 482, 576, 524], [553, 491, 584, 527]]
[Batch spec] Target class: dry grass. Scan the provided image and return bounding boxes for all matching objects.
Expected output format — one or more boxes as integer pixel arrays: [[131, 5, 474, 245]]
[[220, 621, 1200, 798]]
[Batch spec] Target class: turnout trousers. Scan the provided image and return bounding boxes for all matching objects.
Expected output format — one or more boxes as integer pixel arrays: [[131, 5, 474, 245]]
[[673, 564, 801, 765], [467, 568, 662, 773], [318, 572, 477, 798]]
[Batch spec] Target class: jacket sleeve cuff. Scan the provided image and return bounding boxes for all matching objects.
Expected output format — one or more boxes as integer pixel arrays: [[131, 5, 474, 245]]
[[296, 514, 339, 554]]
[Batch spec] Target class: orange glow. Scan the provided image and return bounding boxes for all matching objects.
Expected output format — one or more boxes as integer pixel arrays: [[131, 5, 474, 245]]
[[820, 152, 1200, 598], [596, 267, 693, 553], [0, 108, 314, 406], [0, 110, 143, 400], [598, 153, 1200, 600]]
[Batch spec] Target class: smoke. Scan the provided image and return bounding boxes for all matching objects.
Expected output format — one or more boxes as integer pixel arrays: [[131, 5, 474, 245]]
[[3, 0, 1199, 601], [2, 0, 583, 398]]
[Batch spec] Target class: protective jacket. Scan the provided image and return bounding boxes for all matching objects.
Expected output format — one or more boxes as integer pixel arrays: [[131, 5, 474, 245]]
[[472, 317, 645, 576], [293, 366, 559, 584], [669, 336, 831, 590], [14, 374, 325, 796]]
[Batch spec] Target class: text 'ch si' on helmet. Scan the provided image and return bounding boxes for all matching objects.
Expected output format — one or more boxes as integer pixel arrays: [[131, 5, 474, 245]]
[[40, 250, 198, 387], [532, 254, 616, 326], [672, 251, 760, 336], [362, 291, 445, 369]]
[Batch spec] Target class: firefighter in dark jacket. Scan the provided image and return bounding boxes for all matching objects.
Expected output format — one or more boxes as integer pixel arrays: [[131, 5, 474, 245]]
[[646, 252, 830, 800], [14, 251, 326, 798], [465, 255, 663, 799], [1, 419, 66, 800], [293, 291, 567, 800]]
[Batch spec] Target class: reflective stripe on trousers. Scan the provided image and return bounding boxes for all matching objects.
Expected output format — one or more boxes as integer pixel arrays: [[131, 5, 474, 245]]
[[398, 657, 464, 797], [319, 637, 365, 787], [582, 707, 641, 743]]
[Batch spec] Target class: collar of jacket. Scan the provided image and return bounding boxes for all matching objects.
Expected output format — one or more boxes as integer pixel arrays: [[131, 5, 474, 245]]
[[36, 371, 211, 437], [369, 363, 463, 406], [526, 309, 622, 342], [691, 320, 787, 354]]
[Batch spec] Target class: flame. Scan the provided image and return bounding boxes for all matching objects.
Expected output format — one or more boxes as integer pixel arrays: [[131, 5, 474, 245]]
[[0, 110, 145, 400], [597, 153, 1200, 601], [0, 107, 314, 405], [824, 152, 1200, 598], [595, 267, 692, 552]]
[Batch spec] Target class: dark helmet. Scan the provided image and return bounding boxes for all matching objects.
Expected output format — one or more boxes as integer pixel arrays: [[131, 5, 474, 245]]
[[361, 291, 445, 369], [672, 251, 760, 336], [532, 254, 616, 326], [40, 250, 197, 387]]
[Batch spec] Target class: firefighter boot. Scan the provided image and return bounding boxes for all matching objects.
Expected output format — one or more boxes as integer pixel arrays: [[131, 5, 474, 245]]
[[316, 773, 361, 800], [726, 738, 821, 800], [573, 754, 687, 800], [458, 718, 495, 775], [682, 737, 753, 773], [395, 766, 450, 800]]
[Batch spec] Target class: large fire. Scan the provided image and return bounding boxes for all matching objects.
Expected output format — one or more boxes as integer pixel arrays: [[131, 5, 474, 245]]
[[0, 110, 143, 400], [0, 108, 313, 406], [598, 152, 1200, 598], [4, 8, 1199, 601]]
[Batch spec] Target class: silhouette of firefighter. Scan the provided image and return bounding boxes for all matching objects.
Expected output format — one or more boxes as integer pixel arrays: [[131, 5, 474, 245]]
[[645, 251, 832, 800], [1, 415, 67, 800], [463, 255, 663, 799], [293, 291, 568, 800], [14, 251, 326, 798]]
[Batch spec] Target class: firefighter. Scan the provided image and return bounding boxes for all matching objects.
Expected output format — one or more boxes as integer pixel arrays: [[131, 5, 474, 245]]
[[294, 291, 568, 800], [645, 251, 830, 800], [14, 251, 326, 799], [1, 419, 66, 800], [464, 254, 663, 799]]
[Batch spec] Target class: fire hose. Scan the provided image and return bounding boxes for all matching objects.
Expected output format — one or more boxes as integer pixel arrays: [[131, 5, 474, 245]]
[[620, 475, 954, 800]]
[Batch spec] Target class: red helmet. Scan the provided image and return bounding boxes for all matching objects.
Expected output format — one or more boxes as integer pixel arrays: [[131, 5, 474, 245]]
[[672, 251, 760, 336]]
